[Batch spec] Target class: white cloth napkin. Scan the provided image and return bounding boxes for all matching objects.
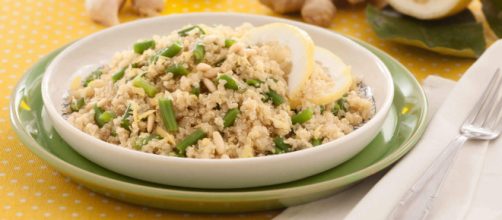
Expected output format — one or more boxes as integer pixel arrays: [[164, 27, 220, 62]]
[[274, 40, 502, 220]]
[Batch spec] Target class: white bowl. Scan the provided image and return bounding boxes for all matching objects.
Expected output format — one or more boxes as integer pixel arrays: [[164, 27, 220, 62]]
[[41, 13, 394, 189]]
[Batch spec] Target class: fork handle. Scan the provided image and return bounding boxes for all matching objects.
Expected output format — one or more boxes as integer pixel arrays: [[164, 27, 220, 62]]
[[389, 135, 468, 220]]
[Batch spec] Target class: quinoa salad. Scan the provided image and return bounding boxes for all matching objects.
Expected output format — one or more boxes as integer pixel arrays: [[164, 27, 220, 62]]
[[65, 23, 374, 159]]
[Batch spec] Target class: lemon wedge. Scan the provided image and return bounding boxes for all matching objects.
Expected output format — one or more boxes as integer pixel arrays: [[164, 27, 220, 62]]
[[388, 0, 472, 20], [303, 47, 352, 105], [242, 23, 315, 106]]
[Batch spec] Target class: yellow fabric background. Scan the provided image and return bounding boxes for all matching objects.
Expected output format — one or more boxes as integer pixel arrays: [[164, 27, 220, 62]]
[[0, 0, 474, 219]]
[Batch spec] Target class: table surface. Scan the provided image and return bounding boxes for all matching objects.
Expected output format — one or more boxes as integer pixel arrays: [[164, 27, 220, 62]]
[[0, 0, 474, 219]]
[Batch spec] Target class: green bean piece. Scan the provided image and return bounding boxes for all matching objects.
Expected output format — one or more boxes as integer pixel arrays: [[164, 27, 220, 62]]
[[112, 67, 127, 83], [193, 43, 205, 64], [120, 104, 132, 131], [133, 40, 156, 54], [338, 97, 348, 110], [158, 98, 178, 132], [133, 134, 161, 150], [175, 128, 206, 156], [132, 75, 158, 98], [223, 108, 239, 128], [218, 74, 239, 90], [98, 111, 116, 127], [160, 41, 183, 58], [332, 97, 348, 115], [311, 138, 322, 146], [292, 108, 314, 124], [93, 105, 103, 126], [273, 137, 291, 154], [131, 63, 142, 68], [190, 86, 200, 97], [224, 39, 236, 48], [94, 105, 115, 128], [82, 69, 102, 87], [70, 97, 85, 112], [165, 64, 189, 77], [178, 25, 206, 37], [332, 102, 341, 115], [265, 90, 284, 106], [246, 79, 262, 87]]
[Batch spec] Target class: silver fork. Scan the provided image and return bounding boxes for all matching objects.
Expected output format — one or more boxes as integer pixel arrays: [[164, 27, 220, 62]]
[[389, 68, 502, 220]]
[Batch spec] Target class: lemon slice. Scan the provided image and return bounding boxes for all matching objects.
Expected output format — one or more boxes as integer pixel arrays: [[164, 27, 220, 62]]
[[388, 0, 472, 20], [242, 23, 315, 106], [304, 47, 352, 105]]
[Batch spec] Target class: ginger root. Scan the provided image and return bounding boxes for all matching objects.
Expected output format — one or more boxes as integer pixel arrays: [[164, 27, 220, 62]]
[[302, 0, 337, 27], [85, 0, 165, 26], [260, 0, 388, 27], [132, 0, 165, 16], [260, 0, 305, 13], [85, 0, 125, 26]]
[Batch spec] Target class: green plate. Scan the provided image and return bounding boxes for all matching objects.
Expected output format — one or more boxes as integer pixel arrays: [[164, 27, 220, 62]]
[[10, 41, 428, 213]]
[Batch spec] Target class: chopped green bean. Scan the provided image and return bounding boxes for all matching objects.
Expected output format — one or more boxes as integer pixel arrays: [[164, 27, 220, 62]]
[[82, 69, 102, 87], [133, 40, 156, 54], [132, 75, 158, 97], [223, 108, 239, 128], [193, 43, 205, 63], [273, 137, 291, 154], [292, 108, 313, 124], [160, 41, 183, 58], [112, 67, 126, 83], [94, 105, 115, 128], [178, 25, 206, 37], [264, 90, 284, 106], [176, 128, 206, 156], [338, 97, 348, 110], [93, 105, 103, 126], [98, 111, 115, 126], [70, 98, 85, 112], [131, 63, 142, 68], [190, 86, 200, 97], [165, 64, 189, 77], [133, 134, 161, 150], [120, 104, 132, 131], [246, 79, 262, 87], [332, 103, 341, 115], [218, 74, 239, 90], [311, 138, 322, 146], [224, 39, 236, 48], [332, 97, 348, 115], [158, 98, 178, 132]]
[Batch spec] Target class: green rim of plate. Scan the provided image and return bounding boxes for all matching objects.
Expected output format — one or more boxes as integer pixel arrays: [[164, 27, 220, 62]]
[[9, 41, 428, 213]]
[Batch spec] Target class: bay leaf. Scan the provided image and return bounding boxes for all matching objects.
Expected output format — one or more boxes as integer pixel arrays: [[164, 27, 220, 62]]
[[366, 5, 486, 58]]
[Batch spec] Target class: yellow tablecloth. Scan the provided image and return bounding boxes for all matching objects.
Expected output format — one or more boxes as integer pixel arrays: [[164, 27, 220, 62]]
[[0, 0, 474, 219]]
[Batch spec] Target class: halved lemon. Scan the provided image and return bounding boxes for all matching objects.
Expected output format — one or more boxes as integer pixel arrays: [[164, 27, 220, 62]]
[[388, 0, 472, 20], [242, 23, 315, 106], [304, 47, 352, 105]]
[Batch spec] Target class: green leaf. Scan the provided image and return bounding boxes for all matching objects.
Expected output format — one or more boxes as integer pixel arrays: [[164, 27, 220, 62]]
[[366, 5, 486, 58], [482, 0, 502, 38]]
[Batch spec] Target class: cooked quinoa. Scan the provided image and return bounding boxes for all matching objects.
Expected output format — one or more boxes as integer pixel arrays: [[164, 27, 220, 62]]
[[65, 23, 374, 159]]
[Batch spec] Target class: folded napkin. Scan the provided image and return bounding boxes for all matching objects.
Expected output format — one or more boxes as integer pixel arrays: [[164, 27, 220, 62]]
[[275, 40, 502, 220], [347, 40, 502, 220]]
